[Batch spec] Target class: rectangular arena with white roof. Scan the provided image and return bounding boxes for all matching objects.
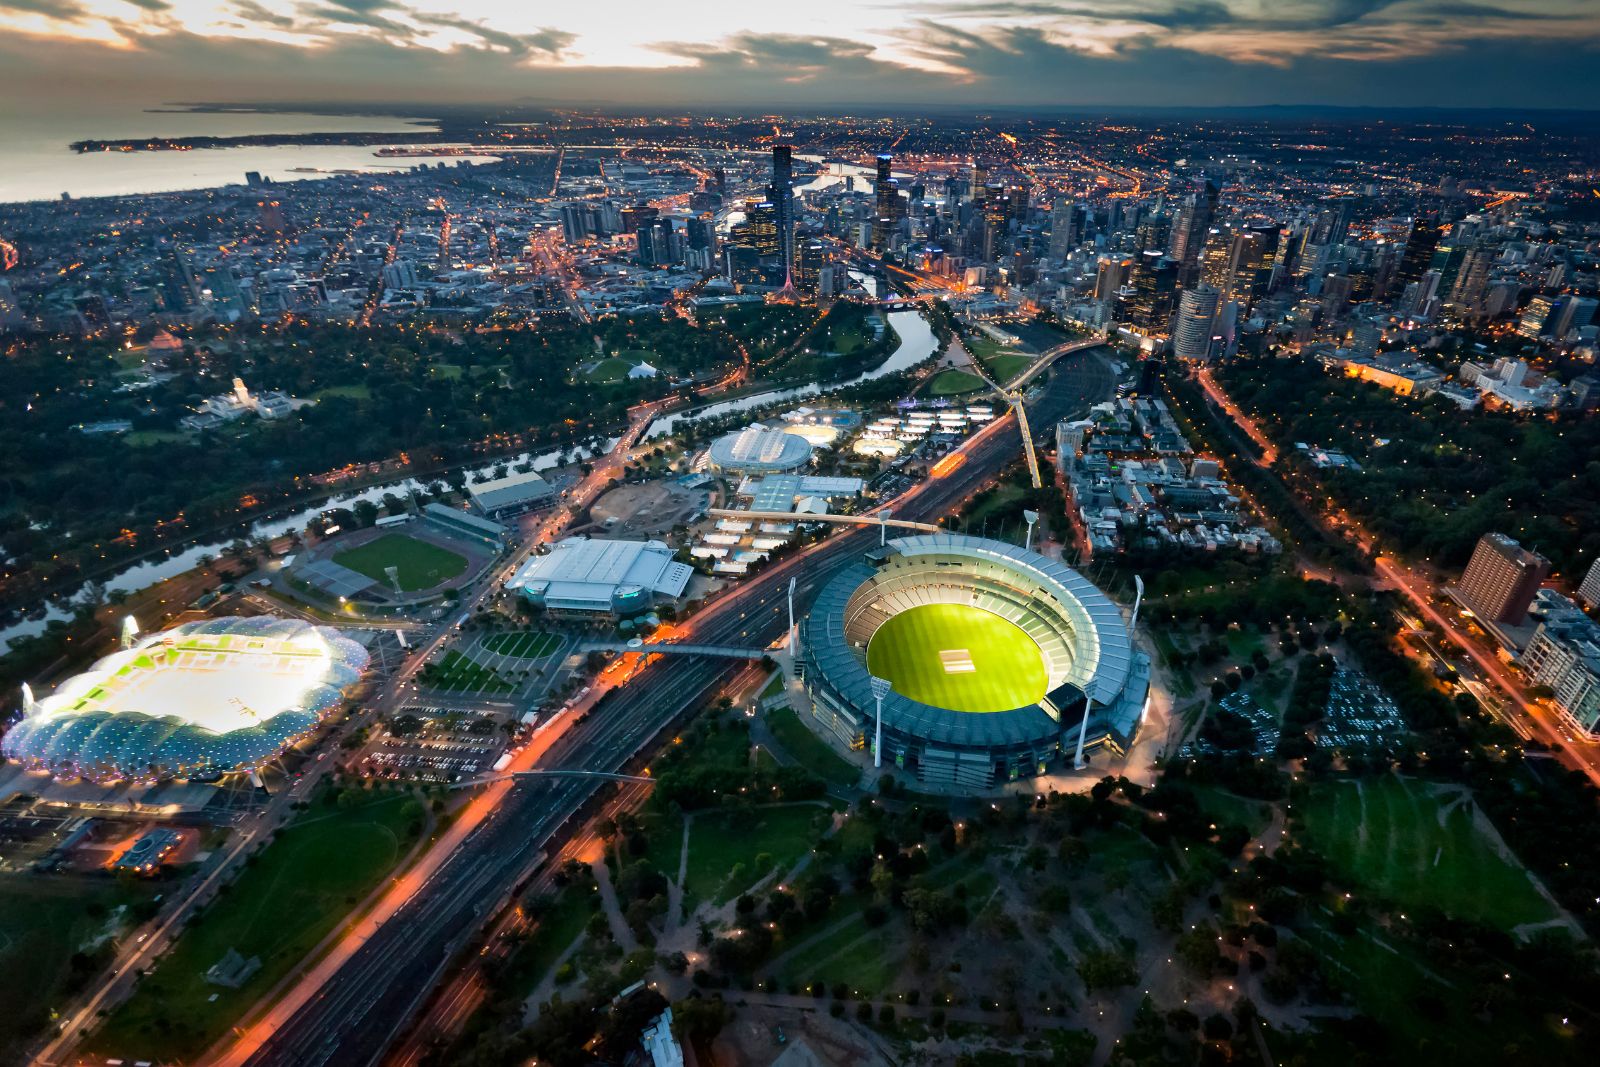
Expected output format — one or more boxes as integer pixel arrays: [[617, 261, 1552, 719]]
[[505, 537, 692, 617]]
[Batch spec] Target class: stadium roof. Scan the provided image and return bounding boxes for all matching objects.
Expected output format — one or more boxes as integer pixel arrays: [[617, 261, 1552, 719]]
[[506, 537, 692, 611], [1, 617, 369, 780], [466, 470, 556, 514], [804, 533, 1137, 750], [737, 474, 864, 512], [298, 558, 379, 599], [708, 425, 812, 473]]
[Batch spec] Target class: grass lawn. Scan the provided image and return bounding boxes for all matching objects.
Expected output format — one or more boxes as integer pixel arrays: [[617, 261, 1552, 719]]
[[334, 532, 468, 592], [982, 353, 1034, 384], [126, 429, 189, 447], [927, 369, 987, 396], [1298, 777, 1556, 929], [311, 383, 372, 401], [420, 649, 516, 694], [86, 791, 417, 1064], [586, 357, 637, 383], [0, 876, 156, 1060], [684, 805, 826, 905], [764, 706, 860, 787], [482, 631, 561, 659], [1190, 784, 1274, 837], [429, 363, 465, 380], [866, 603, 1046, 713]]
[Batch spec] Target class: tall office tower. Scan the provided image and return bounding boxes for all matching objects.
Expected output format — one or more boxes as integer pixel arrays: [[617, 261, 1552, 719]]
[[744, 200, 780, 259], [769, 144, 795, 275], [1456, 533, 1551, 624], [1450, 244, 1492, 310], [712, 167, 727, 197], [1173, 284, 1221, 360], [635, 217, 676, 268], [873, 153, 899, 250], [1125, 251, 1178, 335], [686, 213, 718, 259], [1170, 178, 1221, 267], [1395, 217, 1440, 288], [969, 163, 988, 203], [1135, 213, 1171, 255], [1094, 256, 1132, 301], [1518, 295, 1556, 339], [1198, 226, 1236, 292], [795, 240, 828, 293], [1049, 199, 1077, 263], [560, 203, 589, 244], [1578, 557, 1600, 610], [159, 248, 201, 312]]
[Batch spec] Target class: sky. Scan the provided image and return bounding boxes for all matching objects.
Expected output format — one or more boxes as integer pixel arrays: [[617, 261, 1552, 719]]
[[0, 0, 1596, 114]]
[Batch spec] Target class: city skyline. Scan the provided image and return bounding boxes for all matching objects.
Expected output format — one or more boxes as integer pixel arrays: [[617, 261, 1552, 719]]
[[2, 0, 1599, 113]]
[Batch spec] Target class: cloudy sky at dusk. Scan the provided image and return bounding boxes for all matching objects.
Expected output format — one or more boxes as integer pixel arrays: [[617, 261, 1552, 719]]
[[1, 0, 1596, 113]]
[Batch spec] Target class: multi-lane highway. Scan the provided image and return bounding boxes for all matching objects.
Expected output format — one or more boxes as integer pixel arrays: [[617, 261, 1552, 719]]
[[220, 347, 1116, 1067]]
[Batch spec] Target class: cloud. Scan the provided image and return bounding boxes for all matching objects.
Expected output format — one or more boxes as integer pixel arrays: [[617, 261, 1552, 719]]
[[0, 0, 87, 19], [122, 0, 171, 11], [411, 13, 574, 56], [0, 1, 1595, 112]]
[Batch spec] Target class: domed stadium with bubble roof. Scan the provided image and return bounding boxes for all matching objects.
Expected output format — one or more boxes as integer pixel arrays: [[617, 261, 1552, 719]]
[[800, 533, 1149, 791], [2, 616, 369, 782]]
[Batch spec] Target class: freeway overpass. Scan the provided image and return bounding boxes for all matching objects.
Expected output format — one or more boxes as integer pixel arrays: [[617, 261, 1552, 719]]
[[589, 640, 768, 660]]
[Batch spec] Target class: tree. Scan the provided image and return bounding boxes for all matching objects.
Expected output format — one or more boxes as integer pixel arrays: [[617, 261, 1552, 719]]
[[1076, 949, 1138, 993]]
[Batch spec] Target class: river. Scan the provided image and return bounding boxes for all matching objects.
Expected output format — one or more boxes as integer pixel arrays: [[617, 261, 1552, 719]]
[[643, 303, 928, 440], [0, 439, 616, 651]]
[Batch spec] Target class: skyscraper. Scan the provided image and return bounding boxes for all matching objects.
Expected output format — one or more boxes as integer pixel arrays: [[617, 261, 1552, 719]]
[[768, 145, 795, 276], [1455, 533, 1550, 624], [1125, 251, 1178, 336], [1170, 178, 1220, 267], [1173, 284, 1221, 360], [1396, 217, 1440, 288], [1049, 199, 1077, 263], [873, 153, 898, 250]]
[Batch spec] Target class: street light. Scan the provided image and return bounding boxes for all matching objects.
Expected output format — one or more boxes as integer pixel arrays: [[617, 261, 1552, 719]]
[[869, 675, 893, 769]]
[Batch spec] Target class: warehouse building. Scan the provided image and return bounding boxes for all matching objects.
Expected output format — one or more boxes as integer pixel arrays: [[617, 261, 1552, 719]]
[[506, 537, 692, 617], [466, 469, 558, 519]]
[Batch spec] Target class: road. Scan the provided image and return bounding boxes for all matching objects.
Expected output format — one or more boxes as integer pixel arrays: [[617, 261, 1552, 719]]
[[1187, 367, 1600, 787], [218, 345, 1117, 1067]]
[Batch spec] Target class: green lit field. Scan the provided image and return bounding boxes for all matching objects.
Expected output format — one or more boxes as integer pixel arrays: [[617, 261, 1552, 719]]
[[866, 603, 1047, 713], [333, 533, 468, 592]]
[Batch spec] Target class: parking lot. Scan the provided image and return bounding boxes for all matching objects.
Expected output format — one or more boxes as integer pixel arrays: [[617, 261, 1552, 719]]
[[354, 706, 514, 784]]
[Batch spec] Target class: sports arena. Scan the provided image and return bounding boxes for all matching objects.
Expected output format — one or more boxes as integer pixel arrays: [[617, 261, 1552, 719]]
[[2, 617, 369, 781], [801, 534, 1149, 790]]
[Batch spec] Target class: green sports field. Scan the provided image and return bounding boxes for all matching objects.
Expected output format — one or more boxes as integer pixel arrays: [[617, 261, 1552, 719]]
[[333, 533, 469, 592], [866, 603, 1047, 713]]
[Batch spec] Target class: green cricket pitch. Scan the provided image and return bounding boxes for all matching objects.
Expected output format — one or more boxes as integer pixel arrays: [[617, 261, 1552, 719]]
[[866, 603, 1047, 713]]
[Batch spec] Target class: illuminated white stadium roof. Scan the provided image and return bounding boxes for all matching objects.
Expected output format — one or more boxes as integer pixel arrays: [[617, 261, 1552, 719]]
[[707, 425, 812, 473], [1, 617, 368, 780]]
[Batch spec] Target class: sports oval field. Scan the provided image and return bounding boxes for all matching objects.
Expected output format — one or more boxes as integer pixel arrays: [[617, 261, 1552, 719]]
[[865, 603, 1048, 713]]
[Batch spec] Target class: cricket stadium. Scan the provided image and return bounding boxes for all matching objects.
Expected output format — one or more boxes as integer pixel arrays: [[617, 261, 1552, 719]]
[[801, 533, 1149, 790]]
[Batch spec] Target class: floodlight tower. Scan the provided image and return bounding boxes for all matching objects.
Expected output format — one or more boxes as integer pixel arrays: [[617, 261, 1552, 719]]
[[869, 675, 893, 769], [877, 507, 892, 547], [1131, 575, 1145, 632], [1073, 693, 1094, 770], [1023, 509, 1039, 552], [786, 576, 797, 655]]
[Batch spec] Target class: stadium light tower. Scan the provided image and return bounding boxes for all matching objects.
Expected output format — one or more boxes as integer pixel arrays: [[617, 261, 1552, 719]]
[[1131, 575, 1145, 632], [1073, 693, 1094, 770], [869, 675, 893, 768], [786, 576, 797, 655], [1023, 509, 1039, 552], [877, 507, 892, 547]]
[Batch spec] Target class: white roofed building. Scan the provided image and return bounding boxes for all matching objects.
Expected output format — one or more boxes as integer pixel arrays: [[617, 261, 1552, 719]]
[[506, 537, 691, 617]]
